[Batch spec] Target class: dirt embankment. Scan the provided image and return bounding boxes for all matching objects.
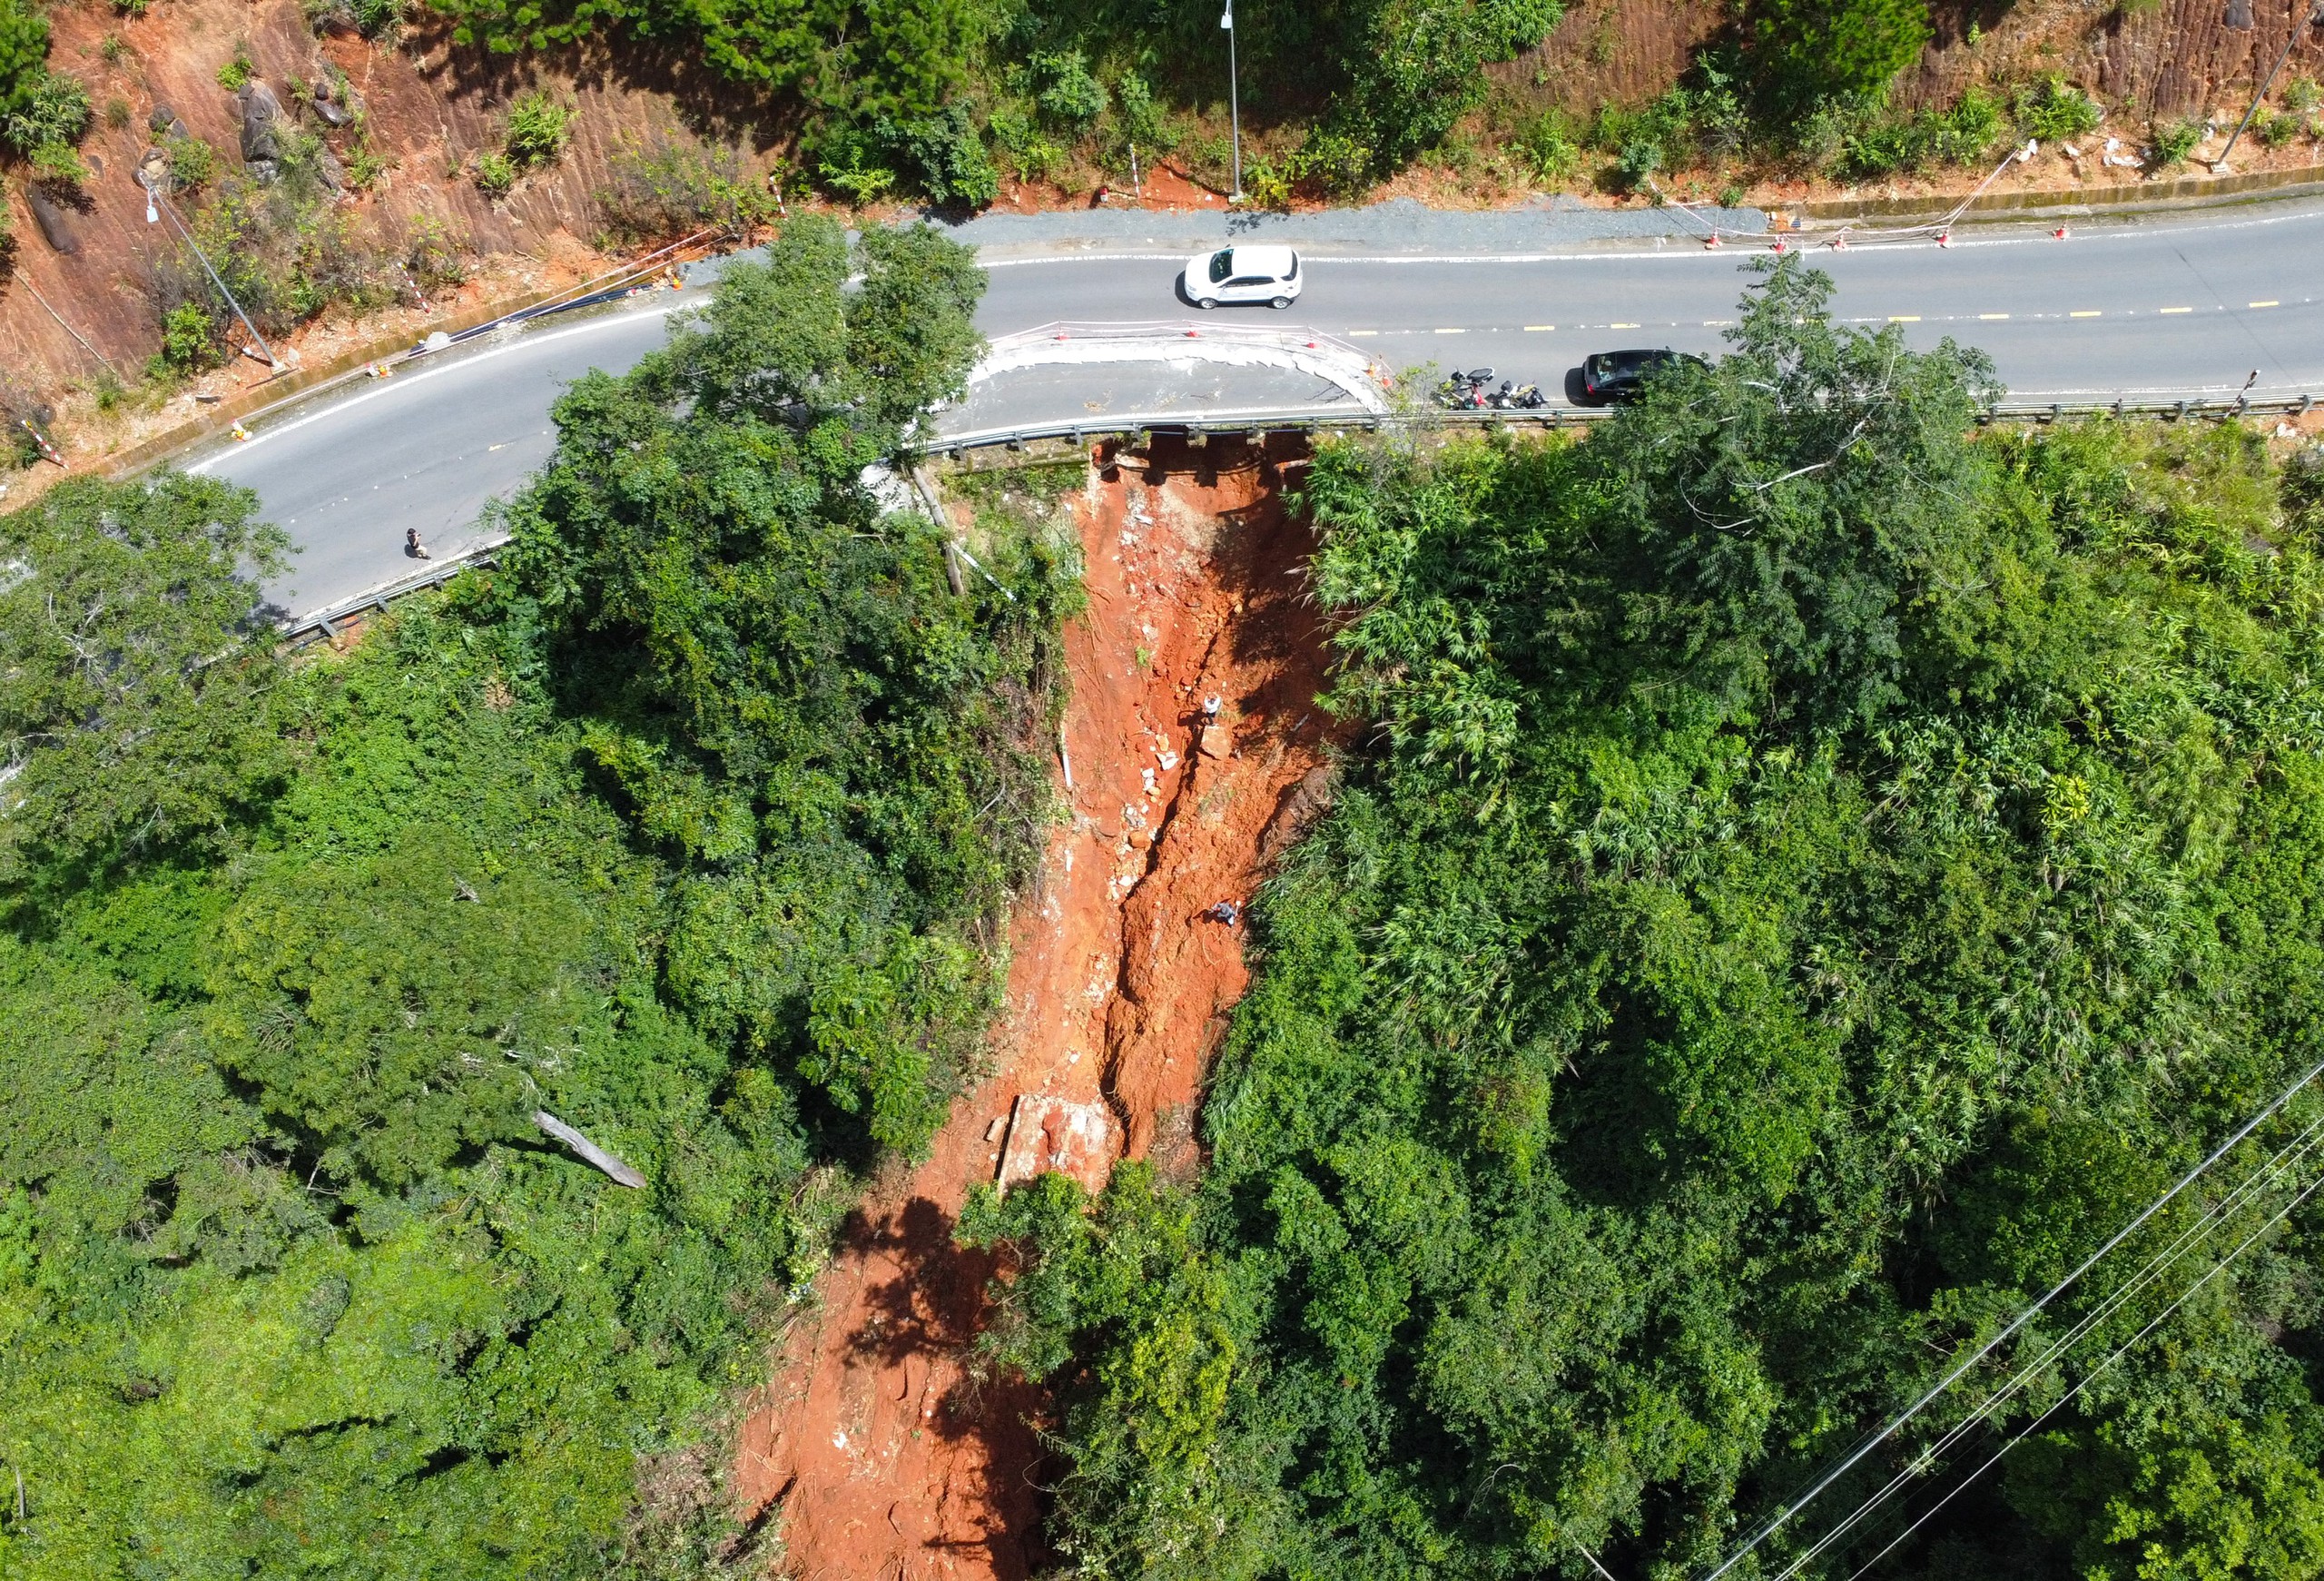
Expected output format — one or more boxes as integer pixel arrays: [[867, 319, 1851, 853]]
[[3, 0, 772, 405], [730, 436, 1340, 1579]]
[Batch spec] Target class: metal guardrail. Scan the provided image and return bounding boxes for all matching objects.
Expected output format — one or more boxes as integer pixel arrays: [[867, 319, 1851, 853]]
[[285, 390, 2318, 639], [283, 548, 503, 646], [932, 391, 2323, 457]]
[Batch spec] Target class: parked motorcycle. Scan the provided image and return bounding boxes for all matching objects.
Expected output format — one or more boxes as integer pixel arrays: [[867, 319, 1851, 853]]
[[1433, 368, 1496, 409]]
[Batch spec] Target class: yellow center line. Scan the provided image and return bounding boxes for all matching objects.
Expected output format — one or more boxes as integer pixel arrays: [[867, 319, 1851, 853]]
[[1433, 327, 1465, 334], [1888, 315, 1921, 322], [2159, 307, 2192, 314], [1979, 312, 2010, 320], [2071, 311, 2102, 318], [1348, 330, 1378, 336], [2251, 300, 2280, 309], [1523, 324, 1555, 331], [1610, 321, 1639, 329]]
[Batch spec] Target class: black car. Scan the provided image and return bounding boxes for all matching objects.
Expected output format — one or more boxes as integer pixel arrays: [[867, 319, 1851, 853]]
[[1578, 348, 1708, 406]]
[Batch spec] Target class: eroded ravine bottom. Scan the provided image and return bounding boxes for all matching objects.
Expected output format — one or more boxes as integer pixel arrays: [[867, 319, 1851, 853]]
[[730, 435, 1341, 1579]]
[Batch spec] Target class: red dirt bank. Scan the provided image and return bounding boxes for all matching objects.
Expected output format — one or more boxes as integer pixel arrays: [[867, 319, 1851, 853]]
[[732, 437, 1340, 1579]]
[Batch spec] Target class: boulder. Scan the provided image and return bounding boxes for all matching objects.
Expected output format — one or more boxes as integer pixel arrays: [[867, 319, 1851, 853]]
[[24, 184, 78, 253], [149, 104, 184, 136], [310, 77, 365, 127], [237, 78, 284, 173]]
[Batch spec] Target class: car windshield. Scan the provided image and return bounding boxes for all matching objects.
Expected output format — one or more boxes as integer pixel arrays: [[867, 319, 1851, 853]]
[[1209, 250, 1234, 283]]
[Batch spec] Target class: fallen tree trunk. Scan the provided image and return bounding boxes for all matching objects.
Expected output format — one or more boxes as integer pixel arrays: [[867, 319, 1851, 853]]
[[532, 1110, 646, 1188]]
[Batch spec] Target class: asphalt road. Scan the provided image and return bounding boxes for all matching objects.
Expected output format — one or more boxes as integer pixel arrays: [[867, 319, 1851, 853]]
[[196, 201, 2324, 622]]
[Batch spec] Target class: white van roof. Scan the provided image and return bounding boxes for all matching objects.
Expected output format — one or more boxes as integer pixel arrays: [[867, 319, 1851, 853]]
[[1226, 244, 1297, 277]]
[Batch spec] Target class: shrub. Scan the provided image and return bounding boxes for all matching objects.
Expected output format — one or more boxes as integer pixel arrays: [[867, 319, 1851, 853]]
[[1614, 136, 1664, 190], [1241, 155, 1291, 210], [596, 133, 774, 239], [816, 139, 896, 203], [2287, 76, 2322, 116], [1515, 111, 1580, 183], [2254, 107, 2305, 147], [889, 103, 1000, 209], [2018, 75, 2102, 141], [160, 152, 396, 339], [2, 67, 88, 154], [399, 212, 467, 289], [2148, 117, 2201, 168], [103, 93, 129, 127], [473, 148, 516, 195], [308, 0, 404, 37], [503, 90, 570, 168], [1291, 127, 1373, 199], [986, 103, 1061, 185], [167, 133, 218, 191], [343, 133, 392, 189], [27, 138, 84, 189], [1837, 85, 2004, 177], [1031, 48, 1104, 130], [215, 47, 252, 92], [1114, 69, 1175, 155], [156, 301, 222, 373]]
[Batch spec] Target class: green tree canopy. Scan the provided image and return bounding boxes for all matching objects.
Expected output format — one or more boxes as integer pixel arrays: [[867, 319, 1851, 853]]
[[1750, 0, 1932, 118], [0, 474, 290, 914], [0, 230, 1077, 1577], [964, 262, 2324, 1580]]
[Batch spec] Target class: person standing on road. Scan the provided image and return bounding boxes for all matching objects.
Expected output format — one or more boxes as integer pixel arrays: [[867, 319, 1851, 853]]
[[406, 527, 430, 559]]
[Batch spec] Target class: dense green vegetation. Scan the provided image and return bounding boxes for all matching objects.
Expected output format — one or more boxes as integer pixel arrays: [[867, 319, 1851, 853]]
[[961, 262, 2324, 1579], [401, 0, 2301, 207], [0, 218, 1077, 1576], [425, 0, 1571, 202]]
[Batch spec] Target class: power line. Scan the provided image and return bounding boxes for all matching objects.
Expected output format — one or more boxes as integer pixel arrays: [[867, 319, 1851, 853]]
[[1770, 1105, 2324, 1580], [1837, 1163, 2324, 1581], [1699, 1054, 2324, 1581]]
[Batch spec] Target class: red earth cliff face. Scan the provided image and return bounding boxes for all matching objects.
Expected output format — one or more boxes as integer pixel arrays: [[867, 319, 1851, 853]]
[[731, 436, 1343, 1579]]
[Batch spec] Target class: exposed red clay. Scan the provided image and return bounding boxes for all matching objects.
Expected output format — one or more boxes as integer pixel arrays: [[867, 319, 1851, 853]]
[[731, 436, 1342, 1580]]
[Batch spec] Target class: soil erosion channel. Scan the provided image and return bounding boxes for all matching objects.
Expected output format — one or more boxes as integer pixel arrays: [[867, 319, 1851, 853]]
[[733, 435, 1340, 1577]]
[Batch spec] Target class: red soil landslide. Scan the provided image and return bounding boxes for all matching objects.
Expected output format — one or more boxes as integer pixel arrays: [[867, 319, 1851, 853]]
[[733, 436, 1341, 1578]]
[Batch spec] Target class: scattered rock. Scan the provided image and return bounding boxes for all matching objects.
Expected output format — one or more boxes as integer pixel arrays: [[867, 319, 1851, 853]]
[[149, 104, 183, 136], [310, 75, 365, 127], [1198, 721, 1232, 758]]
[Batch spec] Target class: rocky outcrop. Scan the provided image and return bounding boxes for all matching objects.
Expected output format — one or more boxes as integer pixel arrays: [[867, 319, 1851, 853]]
[[237, 78, 284, 181]]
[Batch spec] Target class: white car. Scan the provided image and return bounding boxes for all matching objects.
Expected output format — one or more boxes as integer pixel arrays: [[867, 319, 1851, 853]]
[[1182, 244, 1303, 309]]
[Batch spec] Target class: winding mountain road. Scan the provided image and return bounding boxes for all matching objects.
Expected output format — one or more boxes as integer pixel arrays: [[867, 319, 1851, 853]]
[[187, 199, 2324, 623]]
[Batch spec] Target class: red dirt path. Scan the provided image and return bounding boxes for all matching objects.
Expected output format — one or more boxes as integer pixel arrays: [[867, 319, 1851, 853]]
[[730, 436, 1340, 1579]]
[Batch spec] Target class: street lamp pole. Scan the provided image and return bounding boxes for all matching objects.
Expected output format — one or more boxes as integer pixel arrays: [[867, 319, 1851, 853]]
[[1222, 0, 1243, 202], [139, 169, 287, 372], [2215, 0, 2324, 172]]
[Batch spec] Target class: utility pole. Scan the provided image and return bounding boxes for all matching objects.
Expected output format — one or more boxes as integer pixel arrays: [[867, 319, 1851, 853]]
[[1222, 0, 1243, 203], [2215, 0, 2324, 172], [138, 168, 289, 372]]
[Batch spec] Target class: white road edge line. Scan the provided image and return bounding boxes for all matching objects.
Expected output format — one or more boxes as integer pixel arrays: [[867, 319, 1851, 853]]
[[189, 299, 690, 472]]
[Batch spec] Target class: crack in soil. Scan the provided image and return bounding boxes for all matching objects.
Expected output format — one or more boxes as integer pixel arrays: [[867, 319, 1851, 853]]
[[731, 435, 1344, 1580]]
